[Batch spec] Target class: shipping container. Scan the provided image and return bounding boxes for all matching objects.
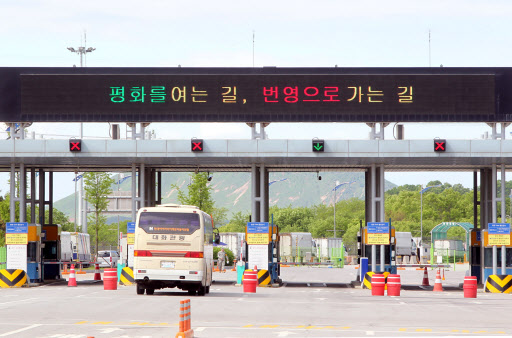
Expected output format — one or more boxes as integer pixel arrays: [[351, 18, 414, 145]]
[[395, 232, 417, 256], [219, 232, 245, 261], [60, 232, 91, 266], [279, 232, 313, 262], [313, 238, 344, 261]]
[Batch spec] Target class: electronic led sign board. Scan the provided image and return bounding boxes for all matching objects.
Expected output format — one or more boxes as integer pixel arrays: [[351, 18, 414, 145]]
[[19, 73, 496, 123]]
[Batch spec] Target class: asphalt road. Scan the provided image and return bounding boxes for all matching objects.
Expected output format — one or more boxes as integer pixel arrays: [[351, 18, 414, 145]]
[[0, 265, 510, 337]]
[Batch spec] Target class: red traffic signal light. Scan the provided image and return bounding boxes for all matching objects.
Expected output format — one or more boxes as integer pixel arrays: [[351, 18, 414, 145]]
[[434, 139, 446, 152], [191, 139, 203, 152], [69, 139, 82, 152]]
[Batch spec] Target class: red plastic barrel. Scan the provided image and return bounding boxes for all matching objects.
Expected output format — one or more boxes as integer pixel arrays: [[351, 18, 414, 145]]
[[371, 274, 385, 296], [387, 274, 401, 297], [463, 276, 477, 298], [103, 268, 118, 290], [243, 270, 258, 293]]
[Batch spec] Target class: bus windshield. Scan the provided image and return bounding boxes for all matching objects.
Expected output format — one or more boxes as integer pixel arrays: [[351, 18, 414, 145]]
[[138, 212, 201, 235]]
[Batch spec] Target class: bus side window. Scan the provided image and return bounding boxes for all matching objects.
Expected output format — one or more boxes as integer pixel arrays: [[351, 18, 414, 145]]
[[203, 213, 213, 244]]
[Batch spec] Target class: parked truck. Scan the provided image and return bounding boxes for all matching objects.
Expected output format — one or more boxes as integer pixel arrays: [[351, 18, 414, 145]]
[[60, 232, 92, 267], [395, 232, 417, 262]]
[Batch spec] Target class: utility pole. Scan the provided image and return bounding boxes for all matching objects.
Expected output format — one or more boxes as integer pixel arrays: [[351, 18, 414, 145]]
[[67, 32, 95, 234]]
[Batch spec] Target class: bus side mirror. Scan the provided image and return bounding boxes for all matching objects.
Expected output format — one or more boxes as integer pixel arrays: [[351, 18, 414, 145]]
[[213, 228, 220, 245]]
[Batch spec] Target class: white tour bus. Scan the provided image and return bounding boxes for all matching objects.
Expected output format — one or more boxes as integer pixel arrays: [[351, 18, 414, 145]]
[[134, 203, 219, 296]]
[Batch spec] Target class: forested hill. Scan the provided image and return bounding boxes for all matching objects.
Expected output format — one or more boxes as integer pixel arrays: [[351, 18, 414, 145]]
[[54, 171, 396, 220]]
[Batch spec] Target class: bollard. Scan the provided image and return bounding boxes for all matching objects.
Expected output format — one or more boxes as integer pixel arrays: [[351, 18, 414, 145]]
[[103, 268, 117, 290], [463, 276, 477, 298], [176, 299, 193, 338], [243, 270, 258, 293], [387, 274, 401, 296], [371, 274, 385, 296]]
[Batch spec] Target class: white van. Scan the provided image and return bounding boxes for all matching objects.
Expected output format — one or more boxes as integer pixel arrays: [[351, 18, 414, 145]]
[[97, 250, 120, 268], [133, 204, 219, 296]]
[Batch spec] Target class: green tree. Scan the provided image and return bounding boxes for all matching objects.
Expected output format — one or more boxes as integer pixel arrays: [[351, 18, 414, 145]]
[[46, 209, 74, 231], [171, 172, 226, 226], [219, 211, 250, 232], [84, 172, 115, 254], [172, 173, 214, 214]]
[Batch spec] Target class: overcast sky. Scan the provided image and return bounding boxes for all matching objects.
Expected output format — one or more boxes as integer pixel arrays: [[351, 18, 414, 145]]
[[1, 0, 512, 199]]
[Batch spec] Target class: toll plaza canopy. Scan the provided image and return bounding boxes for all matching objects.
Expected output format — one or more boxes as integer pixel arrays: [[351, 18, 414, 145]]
[[431, 222, 474, 246]]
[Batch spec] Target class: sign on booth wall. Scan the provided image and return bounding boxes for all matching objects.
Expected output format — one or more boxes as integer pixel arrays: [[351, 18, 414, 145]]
[[488, 223, 511, 246], [367, 222, 390, 245], [6, 222, 28, 245], [248, 245, 268, 271], [6, 223, 28, 271], [127, 222, 135, 267], [246, 222, 269, 245], [127, 222, 135, 245], [6, 245, 27, 271]]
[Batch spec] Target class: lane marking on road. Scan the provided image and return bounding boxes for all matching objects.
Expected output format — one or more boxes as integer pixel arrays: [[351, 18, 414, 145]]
[[0, 298, 39, 307], [366, 330, 375, 335], [195, 327, 205, 332], [0, 324, 42, 337], [73, 320, 176, 327], [98, 328, 123, 334]]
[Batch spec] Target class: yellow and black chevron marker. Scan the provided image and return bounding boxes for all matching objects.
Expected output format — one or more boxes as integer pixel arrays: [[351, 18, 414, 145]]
[[363, 271, 390, 290], [484, 275, 512, 293], [0, 269, 27, 288], [257, 269, 270, 286], [119, 267, 134, 286]]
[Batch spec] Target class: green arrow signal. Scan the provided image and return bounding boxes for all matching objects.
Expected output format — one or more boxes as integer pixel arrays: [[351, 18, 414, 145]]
[[313, 143, 323, 151]]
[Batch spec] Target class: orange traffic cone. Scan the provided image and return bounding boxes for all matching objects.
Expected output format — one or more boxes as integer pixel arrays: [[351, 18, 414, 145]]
[[231, 259, 237, 271], [93, 263, 102, 281], [433, 269, 443, 292], [76, 263, 86, 275], [421, 266, 430, 286], [62, 263, 70, 275], [68, 264, 77, 287], [442, 268, 445, 281]]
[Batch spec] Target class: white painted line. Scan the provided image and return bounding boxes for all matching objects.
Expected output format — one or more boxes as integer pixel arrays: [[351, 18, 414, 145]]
[[195, 327, 205, 332], [0, 298, 38, 307], [0, 324, 42, 336], [365, 330, 375, 336], [99, 328, 123, 333]]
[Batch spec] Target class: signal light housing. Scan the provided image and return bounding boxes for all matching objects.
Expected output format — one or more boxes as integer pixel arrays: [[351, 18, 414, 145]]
[[312, 139, 324, 152], [191, 139, 203, 152], [69, 139, 82, 152], [434, 139, 446, 152]]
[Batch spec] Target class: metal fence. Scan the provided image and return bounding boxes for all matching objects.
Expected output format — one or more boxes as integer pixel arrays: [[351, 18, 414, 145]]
[[432, 249, 467, 263], [0, 246, 6, 269]]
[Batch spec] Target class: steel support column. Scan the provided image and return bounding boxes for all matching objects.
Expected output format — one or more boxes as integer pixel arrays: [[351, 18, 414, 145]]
[[367, 164, 385, 272], [251, 164, 269, 223]]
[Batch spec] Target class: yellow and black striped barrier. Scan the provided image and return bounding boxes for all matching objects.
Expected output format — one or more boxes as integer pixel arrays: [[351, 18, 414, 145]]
[[0, 269, 27, 288], [363, 271, 390, 290], [119, 267, 134, 286], [484, 275, 512, 293], [257, 269, 270, 286]]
